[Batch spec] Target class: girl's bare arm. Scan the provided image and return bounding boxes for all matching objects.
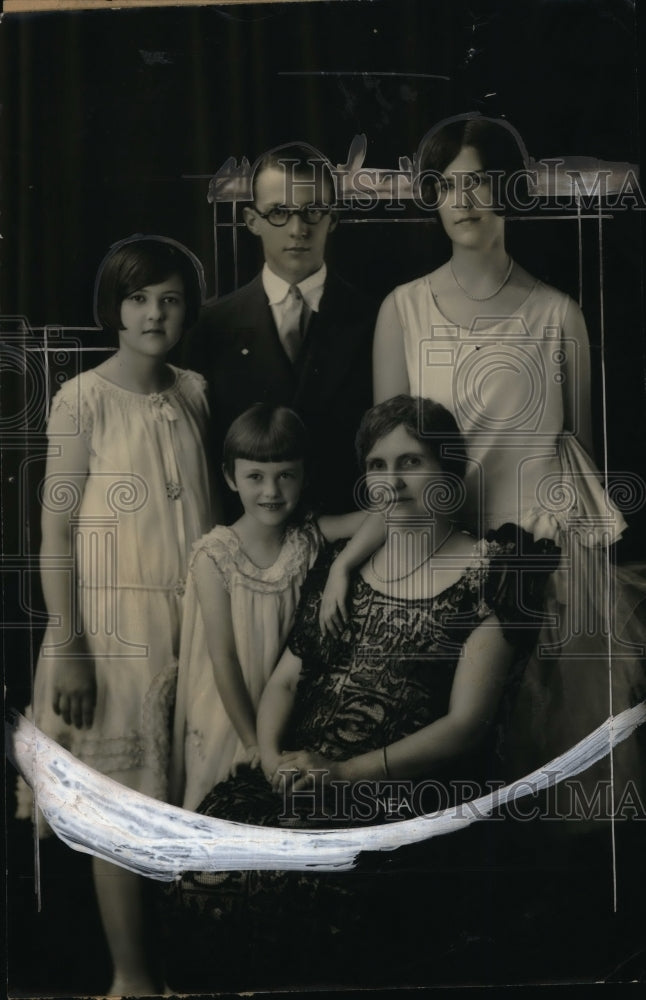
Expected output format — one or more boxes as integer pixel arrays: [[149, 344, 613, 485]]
[[256, 646, 303, 779], [192, 550, 260, 752], [40, 405, 94, 729]]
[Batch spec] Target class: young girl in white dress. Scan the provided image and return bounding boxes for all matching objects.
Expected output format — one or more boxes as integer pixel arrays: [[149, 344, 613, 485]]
[[170, 403, 369, 812], [21, 235, 215, 995]]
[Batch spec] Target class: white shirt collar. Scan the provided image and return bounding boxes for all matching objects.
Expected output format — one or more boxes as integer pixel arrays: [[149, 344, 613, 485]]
[[262, 262, 327, 312]]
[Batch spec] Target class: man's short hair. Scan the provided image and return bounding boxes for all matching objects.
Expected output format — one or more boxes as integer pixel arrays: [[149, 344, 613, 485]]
[[251, 142, 337, 206]]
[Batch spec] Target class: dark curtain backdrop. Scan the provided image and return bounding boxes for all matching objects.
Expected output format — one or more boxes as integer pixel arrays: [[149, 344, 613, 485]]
[[3, 0, 646, 994], [2, 0, 642, 313], [3, 0, 645, 474]]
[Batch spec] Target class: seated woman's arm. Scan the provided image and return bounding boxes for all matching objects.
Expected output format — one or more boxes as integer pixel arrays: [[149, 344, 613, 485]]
[[281, 614, 514, 788], [192, 550, 259, 757], [350, 614, 513, 781]]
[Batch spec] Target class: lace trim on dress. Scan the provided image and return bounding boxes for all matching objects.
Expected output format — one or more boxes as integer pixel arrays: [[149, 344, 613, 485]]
[[186, 727, 207, 763], [189, 517, 321, 595], [74, 733, 150, 772], [47, 366, 208, 463], [88, 366, 206, 405], [141, 660, 179, 797], [174, 367, 208, 396], [48, 383, 96, 451], [53, 365, 206, 411], [16, 661, 179, 817], [58, 664, 177, 796]]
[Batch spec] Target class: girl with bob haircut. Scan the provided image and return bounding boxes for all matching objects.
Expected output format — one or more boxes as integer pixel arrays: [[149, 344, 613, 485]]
[[222, 400, 310, 484], [95, 234, 205, 334], [20, 234, 214, 995], [171, 402, 373, 813]]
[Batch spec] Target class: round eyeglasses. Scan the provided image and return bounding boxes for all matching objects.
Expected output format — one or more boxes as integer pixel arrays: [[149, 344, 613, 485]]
[[251, 205, 331, 227]]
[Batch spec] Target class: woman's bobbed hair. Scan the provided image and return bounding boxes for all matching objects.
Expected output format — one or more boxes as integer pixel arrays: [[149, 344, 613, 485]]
[[415, 114, 529, 215], [94, 235, 206, 334]]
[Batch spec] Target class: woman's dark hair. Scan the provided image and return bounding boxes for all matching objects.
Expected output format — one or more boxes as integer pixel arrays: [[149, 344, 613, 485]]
[[415, 114, 529, 215], [94, 236, 205, 333], [355, 394, 467, 482], [223, 403, 310, 481]]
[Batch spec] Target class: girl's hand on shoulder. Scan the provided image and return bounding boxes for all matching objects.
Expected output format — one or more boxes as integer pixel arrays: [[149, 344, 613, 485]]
[[51, 658, 97, 729], [319, 562, 350, 637]]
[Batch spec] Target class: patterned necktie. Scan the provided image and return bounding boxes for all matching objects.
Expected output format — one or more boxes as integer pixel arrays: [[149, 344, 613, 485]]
[[281, 285, 306, 363]]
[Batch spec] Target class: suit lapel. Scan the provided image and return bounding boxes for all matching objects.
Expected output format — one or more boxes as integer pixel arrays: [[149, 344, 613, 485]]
[[233, 276, 295, 382], [292, 274, 365, 407]]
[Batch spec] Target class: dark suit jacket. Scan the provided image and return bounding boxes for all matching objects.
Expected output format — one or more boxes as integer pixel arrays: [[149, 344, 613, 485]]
[[184, 271, 377, 516]]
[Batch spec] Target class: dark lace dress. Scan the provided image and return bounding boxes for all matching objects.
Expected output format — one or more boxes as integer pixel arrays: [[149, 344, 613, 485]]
[[164, 526, 557, 989]]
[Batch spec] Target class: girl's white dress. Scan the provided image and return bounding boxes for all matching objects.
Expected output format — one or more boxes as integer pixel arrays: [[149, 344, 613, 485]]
[[382, 275, 646, 813], [170, 520, 322, 812], [21, 366, 212, 810]]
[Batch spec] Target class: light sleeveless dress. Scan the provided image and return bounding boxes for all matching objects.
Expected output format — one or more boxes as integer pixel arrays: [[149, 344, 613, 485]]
[[392, 275, 590, 534]]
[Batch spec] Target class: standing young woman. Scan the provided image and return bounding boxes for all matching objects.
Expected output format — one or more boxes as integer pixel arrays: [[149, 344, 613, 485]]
[[374, 113, 595, 537], [372, 114, 645, 816]]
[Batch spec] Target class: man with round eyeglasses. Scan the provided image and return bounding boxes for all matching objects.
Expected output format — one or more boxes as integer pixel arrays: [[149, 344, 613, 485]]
[[185, 142, 376, 516]]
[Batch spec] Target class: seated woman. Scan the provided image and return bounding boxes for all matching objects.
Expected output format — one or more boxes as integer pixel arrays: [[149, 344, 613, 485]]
[[164, 395, 557, 991]]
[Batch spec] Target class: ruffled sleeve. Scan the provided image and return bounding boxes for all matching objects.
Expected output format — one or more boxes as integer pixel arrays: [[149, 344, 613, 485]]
[[187, 527, 236, 594], [294, 512, 324, 571], [520, 432, 627, 546], [47, 376, 94, 446], [482, 522, 561, 653], [189, 521, 319, 599], [172, 367, 210, 430], [175, 367, 208, 398]]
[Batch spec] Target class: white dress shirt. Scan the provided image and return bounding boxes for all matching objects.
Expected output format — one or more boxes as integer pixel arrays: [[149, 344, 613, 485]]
[[262, 263, 327, 354]]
